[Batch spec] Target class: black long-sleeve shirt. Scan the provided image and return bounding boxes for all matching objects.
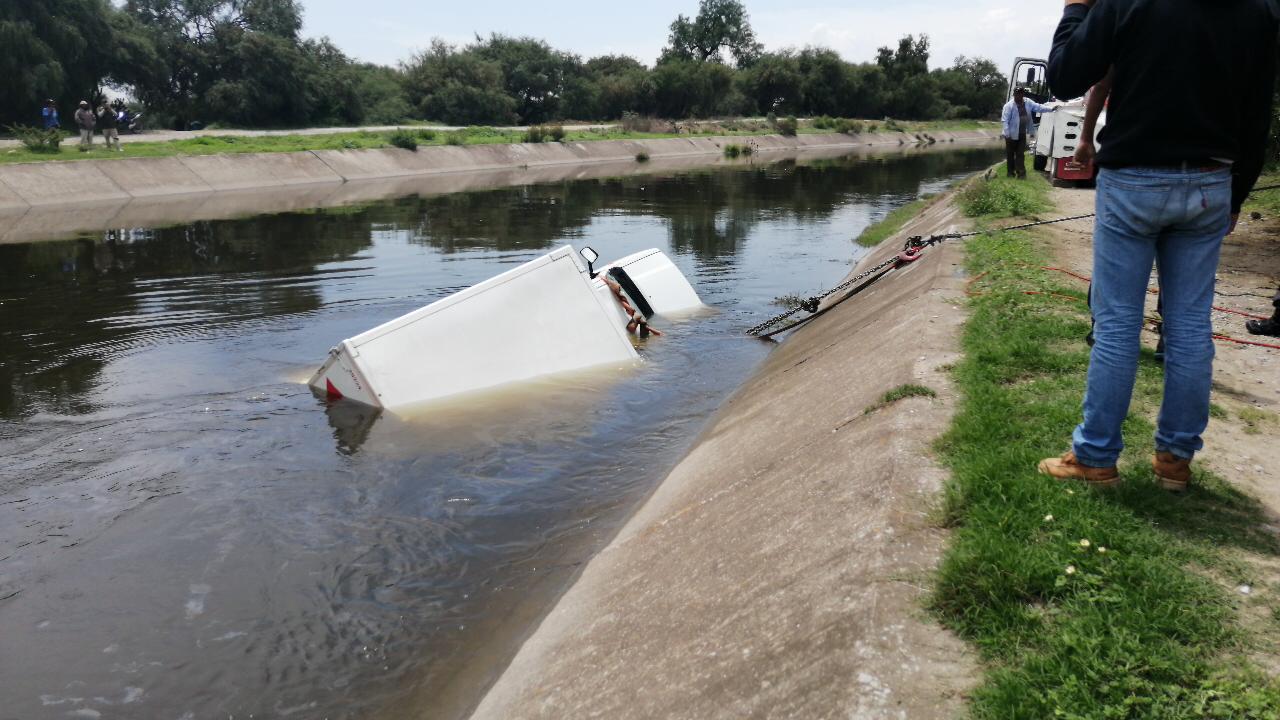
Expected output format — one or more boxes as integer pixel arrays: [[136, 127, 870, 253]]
[[1048, 0, 1279, 213]]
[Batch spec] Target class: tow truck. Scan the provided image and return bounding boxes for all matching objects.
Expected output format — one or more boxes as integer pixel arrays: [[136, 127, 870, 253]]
[[1007, 57, 1106, 186]]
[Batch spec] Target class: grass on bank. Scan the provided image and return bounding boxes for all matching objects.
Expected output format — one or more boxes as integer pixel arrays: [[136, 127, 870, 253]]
[[864, 383, 936, 414], [1243, 172, 1280, 218], [0, 118, 996, 166], [935, 164, 1280, 718], [856, 197, 933, 247]]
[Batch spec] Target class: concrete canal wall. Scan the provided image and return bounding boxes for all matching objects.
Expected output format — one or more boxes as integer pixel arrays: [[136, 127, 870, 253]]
[[0, 130, 997, 243], [466, 192, 981, 719]]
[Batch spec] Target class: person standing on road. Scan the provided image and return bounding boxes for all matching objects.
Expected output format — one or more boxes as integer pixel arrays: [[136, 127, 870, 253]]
[[97, 104, 121, 151], [41, 99, 60, 129], [1000, 87, 1053, 178], [1037, 0, 1278, 492], [74, 101, 96, 148]]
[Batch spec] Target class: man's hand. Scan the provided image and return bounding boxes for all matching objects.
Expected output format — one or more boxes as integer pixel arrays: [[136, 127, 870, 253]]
[[1073, 140, 1095, 166], [1229, 213, 1239, 235]]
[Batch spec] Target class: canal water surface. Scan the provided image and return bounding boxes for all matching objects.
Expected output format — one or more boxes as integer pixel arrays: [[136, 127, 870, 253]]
[[0, 147, 1000, 720]]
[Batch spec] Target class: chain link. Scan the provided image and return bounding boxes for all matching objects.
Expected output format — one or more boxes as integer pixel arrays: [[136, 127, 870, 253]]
[[746, 178, 1280, 338], [745, 212, 1100, 337]]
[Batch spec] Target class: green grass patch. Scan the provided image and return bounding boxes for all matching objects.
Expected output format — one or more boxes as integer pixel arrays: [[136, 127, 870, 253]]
[[1237, 407, 1278, 435], [856, 197, 933, 247], [1243, 173, 1280, 217], [0, 119, 997, 166], [934, 162, 1280, 717], [865, 383, 937, 414], [958, 170, 1051, 218]]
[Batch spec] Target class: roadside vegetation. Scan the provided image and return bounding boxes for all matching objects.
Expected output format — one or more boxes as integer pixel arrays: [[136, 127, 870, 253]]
[[5, 0, 1008, 134], [0, 118, 989, 166], [935, 163, 1280, 717]]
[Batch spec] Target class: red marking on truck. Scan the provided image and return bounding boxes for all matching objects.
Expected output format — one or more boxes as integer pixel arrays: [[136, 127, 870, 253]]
[[326, 379, 343, 399]]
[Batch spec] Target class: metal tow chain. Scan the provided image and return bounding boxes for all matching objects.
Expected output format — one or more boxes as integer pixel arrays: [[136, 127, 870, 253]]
[[745, 212, 1099, 337], [746, 254, 902, 336]]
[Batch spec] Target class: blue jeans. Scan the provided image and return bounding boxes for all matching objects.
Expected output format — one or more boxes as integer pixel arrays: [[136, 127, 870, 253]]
[[1072, 166, 1231, 467]]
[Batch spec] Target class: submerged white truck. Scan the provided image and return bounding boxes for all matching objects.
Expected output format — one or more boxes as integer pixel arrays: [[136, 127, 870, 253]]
[[309, 246, 704, 411]]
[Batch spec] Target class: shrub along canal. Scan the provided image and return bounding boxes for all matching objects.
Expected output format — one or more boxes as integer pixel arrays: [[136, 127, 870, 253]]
[[0, 146, 1000, 720]]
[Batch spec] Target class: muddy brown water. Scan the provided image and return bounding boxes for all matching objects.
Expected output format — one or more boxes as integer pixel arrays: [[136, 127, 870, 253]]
[[0, 147, 1000, 720]]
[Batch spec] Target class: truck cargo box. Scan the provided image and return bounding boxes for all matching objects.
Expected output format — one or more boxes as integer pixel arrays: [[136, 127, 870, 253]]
[[309, 246, 702, 411]]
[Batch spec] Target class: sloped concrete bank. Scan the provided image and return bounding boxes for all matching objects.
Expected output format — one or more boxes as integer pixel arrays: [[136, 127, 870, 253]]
[[467, 193, 980, 719], [0, 130, 996, 243]]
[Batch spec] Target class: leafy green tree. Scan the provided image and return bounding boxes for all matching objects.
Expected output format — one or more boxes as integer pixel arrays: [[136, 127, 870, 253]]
[[876, 34, 941, 119], [653, 59, 735, 117], [584, 55, 655, 119], [350, 63, 413, 124], [661, 0, 762, 66], [932, 56, 1005, 119], [125, 0, 307, 126], [738, 51, 800, 115], [473, 35, 577, 124], [795, 47, 856, 117], [0, 0, 147, 127], [876, 34, 931, 82], [402, 39, 517, 125]]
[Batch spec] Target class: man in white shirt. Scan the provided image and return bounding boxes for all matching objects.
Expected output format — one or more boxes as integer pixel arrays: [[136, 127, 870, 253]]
[[1001, 87, 1053, 178]]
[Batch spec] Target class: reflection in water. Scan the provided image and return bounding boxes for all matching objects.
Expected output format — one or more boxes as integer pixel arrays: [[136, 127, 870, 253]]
[[0, 146, 1001, 720]]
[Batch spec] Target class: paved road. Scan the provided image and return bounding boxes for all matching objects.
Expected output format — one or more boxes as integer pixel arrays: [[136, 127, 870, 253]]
[[0, 123, 621, 149]]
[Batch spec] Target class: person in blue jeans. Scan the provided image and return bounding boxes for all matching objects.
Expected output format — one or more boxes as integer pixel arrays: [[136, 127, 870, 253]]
[[1037, 0, 1277, 491]]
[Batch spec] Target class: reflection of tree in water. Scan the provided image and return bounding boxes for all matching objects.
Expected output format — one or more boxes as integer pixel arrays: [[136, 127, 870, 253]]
[[0, 214, 374, 419], [396, 148, 998, 259]]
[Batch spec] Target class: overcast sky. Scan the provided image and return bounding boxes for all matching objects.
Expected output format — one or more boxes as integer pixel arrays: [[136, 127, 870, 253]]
[[299, 0, 1063, 70]]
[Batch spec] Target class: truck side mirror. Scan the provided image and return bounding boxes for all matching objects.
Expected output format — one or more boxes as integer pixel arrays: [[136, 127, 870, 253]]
[[580, 246, 600, 277]]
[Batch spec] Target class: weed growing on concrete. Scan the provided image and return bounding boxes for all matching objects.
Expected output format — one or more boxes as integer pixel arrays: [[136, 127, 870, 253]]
[[933, 160, 1280, 717], [864, 384, 936, 414], [776, 116, 798, 137], [635, 151, 649, 162]]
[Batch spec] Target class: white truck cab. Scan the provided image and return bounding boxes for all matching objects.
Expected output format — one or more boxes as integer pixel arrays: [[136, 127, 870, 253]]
[[1007, 57, 1107, 185]]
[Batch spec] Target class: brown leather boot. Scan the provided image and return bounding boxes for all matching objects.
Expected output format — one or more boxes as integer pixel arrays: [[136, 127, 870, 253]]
[[1152, 452, 1192, 492], [1037, 451, 1120, 487]]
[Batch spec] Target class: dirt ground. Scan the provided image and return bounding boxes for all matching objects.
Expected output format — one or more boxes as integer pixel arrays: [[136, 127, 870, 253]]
[[1037, 186, 1280, 511], [1038, 184, 1280, 672]]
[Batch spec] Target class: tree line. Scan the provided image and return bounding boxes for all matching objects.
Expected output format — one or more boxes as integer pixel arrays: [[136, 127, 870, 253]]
[[3, 0, 1008, 130]]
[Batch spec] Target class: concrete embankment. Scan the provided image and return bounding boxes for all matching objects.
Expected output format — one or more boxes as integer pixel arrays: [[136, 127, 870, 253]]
[[467, 192, 980, 719], [0, 130, 997, 243]]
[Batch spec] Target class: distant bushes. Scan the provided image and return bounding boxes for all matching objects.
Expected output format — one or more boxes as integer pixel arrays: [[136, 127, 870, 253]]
[[635, 151, 650, 162], [445, 131, 467, 145], [723, 143, 753, 158], [388, 129, 418, 151], [776, 116, 798, 137], [523, 124, 567, 143], [7, 125, 62, 153]]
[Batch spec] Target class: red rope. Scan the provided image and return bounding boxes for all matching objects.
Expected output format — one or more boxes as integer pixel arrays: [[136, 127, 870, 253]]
[[1035, 264, 1272, 321], [1213, 334, 1280, 351], [965, 269, 1280, 351]]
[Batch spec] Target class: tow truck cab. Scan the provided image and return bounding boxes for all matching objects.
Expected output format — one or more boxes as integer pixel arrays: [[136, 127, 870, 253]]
[[1006, 57, 1106, 185]]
